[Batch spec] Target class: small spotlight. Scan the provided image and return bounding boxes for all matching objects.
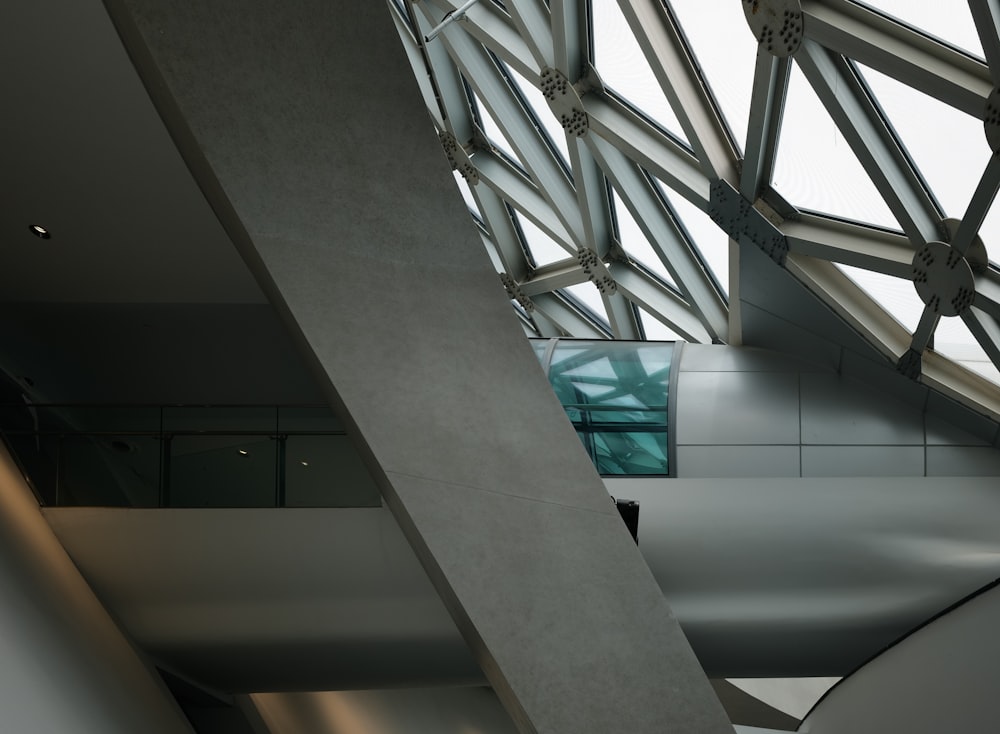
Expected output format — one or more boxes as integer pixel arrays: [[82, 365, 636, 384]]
[[29, 224, 51, 239], [300, 461, 309, 467], [238, 449, 249, 456]]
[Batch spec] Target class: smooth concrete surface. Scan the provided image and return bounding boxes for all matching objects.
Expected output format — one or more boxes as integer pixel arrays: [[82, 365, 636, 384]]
[[108, 1, 732, 732], [0, 445, 193, 733], [253, 688, 518, 734], [608, 476, 1000, 676], [799, 581, 1000, 733], [46, 472, 1000, 681]]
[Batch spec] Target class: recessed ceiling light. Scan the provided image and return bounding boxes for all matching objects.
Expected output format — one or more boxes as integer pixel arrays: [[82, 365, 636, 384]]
[[238, 449, 249, 455], [29, 224, 51, 239], [300, 461, 309, 467]]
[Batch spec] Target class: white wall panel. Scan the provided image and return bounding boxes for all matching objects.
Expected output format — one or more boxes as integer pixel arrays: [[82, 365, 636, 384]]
[[801, 446, 924, 477], [677, 371, 800, 445], [801, 374, 924, 445], [926, 446, 1000, 476], [677, 446, 800, 477]]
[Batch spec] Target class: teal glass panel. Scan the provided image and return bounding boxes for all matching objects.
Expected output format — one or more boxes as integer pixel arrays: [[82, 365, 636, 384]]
[[167, 434, 277, 507], [284, 434, 381, 507], [538, 339, 673, 476]]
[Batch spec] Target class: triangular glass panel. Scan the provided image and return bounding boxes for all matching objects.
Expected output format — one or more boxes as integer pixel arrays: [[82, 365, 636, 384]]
[[979, 190, 1000, 265], [935, 313, 1000, 386], [498, 62, 572, 175], [854, 1, 983, 59], [452, 171, 481, 216], [472, 91, 525, 170], [667, 0, 757, 154], [773, 64, 898, 229], [591, 1, 690, 145], [561, 282, 611, 328], [855, 63, 989, 221], [655, 178, 730, 298], [835, 264, 924, 332], [610, 187, 677, 288], [635, 305, 686, 341], [512, 209, 574, 267]]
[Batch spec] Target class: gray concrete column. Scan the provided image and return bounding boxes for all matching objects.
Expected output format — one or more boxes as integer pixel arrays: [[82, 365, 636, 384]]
[[0, 443, 194, 733], [107, 1, 732, 732]]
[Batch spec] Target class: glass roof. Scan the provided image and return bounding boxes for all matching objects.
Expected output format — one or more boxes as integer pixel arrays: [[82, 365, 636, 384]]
[[390, 0, 1000, 407]]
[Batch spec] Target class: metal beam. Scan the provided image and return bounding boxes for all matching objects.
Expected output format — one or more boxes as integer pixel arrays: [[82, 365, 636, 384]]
[[603, 291, 643, 340], [474, 149, 576, 252], [586, 134, 728, 340], [422, 0, 540, 82], [519, 258, 589, 296], [584, 94, 710, 209], [431, 16, 587, 247], [568, 136, 615, 256], [783, 214, 915, 278], [962, 306, 1000, 371], [471, 182, 531, 281], [970, 0, 1000, 85], [533, 292, 610, 338], [503, 0, 554, 71], [953, 152, 1000, 256], [550, 0, 589, 82], [795, 39, 943, 247], [391, 5, 448, 131], [607, 261, 712, 343], [802, 0, 992, 118], [741, 50, 791, 201], [785, 253, 912, 361], [614, 0, 738, 183]]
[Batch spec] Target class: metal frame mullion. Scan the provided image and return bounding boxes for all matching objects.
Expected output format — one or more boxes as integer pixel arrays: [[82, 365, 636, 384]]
[[782, 214, 915, 277], [584, 94, 710, 209], [970, 0, 1000, 84], [962, 307, 1000, 371], [550, 0, 590, 82], [568, 137, 615, 256], [471, 183, 531, 281], [474, 149, 576, 252], [802, 0, 992, 118], [437, 25, 587, 248], [602, 292, 643, 340], [741, 49, 791, 201], [796, 39, 943, 247], [533, 292, 610, 338], [614, 0, 738, 183], [422, 0, 539, 82], [391, 5, 447, 131], [953, 153, 1000, 255], [503, 0, 554, 71], [586, 135, 727, 340], [973, 271, 1000, 321], [607, 261, 712, 343]]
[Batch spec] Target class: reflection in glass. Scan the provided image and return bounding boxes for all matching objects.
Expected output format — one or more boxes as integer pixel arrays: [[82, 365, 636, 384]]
[[284, 435, 381, 508], [540, 340, 673, 475]]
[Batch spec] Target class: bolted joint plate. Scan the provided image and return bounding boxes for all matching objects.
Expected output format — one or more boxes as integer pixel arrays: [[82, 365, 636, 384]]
[[540, 67, 589, 137], [985, 87, 1000, 153], [439, 131, 479, 185], [742, 0, 804, 58], [709, 180, 789, 266], [500, 272, 534, 312], [576, 248, 617, 294], [911, 241, 975, 317]]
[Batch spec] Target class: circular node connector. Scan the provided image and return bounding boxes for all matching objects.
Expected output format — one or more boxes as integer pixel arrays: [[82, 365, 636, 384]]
[[911, 241, 976, 317], [539, 67, 589, 137], [943, 218, 988, 273], [742, 0, 804, 58], [984, 87, 1000, 153]]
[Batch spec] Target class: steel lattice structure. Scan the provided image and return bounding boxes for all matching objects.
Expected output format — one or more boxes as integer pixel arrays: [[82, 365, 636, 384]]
[[389, 0, 1000, 419]]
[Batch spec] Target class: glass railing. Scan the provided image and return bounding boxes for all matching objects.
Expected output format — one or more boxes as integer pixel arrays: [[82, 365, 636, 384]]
[[0, 404, 381, 508], [534, 339, 674, 476]]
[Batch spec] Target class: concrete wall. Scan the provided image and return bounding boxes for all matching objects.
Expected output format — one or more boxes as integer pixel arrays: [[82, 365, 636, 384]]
[[0, 444, 193, 733]]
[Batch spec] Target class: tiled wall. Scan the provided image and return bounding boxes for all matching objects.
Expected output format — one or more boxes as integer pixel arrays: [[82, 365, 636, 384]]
[[674, 345, 1000, 478]]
